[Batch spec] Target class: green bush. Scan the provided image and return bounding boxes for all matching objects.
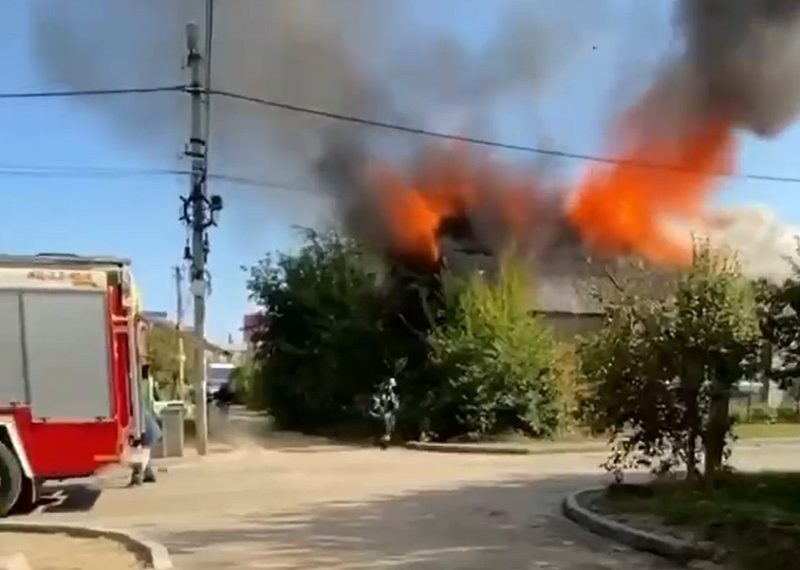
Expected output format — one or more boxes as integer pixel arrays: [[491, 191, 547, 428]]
[[425, 262, 560, 440], [730, 403, 800, 424], [229, 359, 261, 409], [246, 229, 392, 433], [578, 243, 761, 479], [749, 405, 775, 424], [246, 231, 566, 441], [776, 406, 800, 423]]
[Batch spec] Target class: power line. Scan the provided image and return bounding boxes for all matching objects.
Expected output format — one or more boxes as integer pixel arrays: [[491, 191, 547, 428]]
[[3, 84, 800, 185], [4, 159, 800, 191], [208, 89, 800, 185], [0, 164, 311, 192], [210, 89, 572, 157], [0, 85, 186, 100], [0, 165, 187, 178]]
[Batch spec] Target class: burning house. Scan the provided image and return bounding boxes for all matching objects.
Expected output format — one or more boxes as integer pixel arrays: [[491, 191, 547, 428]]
[[31, 0, 800, 289], [313, 0, 800, 331]]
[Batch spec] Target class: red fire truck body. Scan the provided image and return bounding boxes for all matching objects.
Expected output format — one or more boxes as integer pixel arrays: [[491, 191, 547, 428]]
[[0, 254, 145, 516]]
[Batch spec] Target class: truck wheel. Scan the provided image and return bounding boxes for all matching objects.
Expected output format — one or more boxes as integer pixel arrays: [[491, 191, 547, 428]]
[[10, 477, 40, 515], [0, 441, 22, 517]]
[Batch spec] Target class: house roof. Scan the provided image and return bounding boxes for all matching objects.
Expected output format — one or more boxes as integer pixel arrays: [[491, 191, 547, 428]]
[[445, 245, 609, 316], [140, 312, 230, 354], [533, 274, 604, 315]]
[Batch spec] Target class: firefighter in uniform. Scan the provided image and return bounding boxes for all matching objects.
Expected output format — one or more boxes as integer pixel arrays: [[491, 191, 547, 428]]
[[369, 377, 400, 449]]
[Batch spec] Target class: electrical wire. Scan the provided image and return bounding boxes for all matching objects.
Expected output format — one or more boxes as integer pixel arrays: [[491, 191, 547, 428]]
[[3, 84, 800, 185], [4, 159, 800, 192], [0, 164, 311, 193], [209, 89, 581, 157], [0, 165, 188, 178], [208, 89, 800, 185], [0, 86, 187, 100]]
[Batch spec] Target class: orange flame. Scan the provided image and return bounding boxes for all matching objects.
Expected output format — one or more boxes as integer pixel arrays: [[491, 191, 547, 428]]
[[366, 115, 735, 269], [366, 145, 540, 265], [567, 115, 736, 265]]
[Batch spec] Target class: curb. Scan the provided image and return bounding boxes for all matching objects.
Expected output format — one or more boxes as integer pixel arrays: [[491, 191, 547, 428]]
[[0, 521, 173, 570], [404, 441, 609, 456], [741, 436, 800, 447], [561, 487, 714, 564], [404, 436, 800, 456]]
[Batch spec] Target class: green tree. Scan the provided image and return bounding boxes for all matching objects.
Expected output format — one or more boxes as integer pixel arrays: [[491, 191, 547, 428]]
[[146, 325, 198, 399], [425, 261, 560, 440], [578, 242, 761, 480], [246, 230, 569, 441], [228, 358, 261, 409], [754, 251, 800, 390], [753, 250, 800, 418], [246, 228, 393, 432]]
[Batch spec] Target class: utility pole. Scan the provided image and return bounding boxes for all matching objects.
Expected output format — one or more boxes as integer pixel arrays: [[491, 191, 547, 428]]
[[181, 22, 222, 456], [173, 265, 186, 398]]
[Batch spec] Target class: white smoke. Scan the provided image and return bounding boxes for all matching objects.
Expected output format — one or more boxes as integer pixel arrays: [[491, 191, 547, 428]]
[[699, 205, 800, 282]]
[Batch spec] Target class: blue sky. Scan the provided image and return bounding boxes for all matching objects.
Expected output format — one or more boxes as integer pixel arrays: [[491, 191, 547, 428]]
[[2, 0, 800, 342]]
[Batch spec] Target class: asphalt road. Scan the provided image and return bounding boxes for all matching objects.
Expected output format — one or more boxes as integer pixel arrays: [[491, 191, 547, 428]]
[[19, 440, 799, 570]]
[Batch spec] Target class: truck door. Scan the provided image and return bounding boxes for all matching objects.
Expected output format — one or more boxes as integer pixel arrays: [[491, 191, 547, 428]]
[[0, 292, 26, 406], [22, 290, 113, 421]]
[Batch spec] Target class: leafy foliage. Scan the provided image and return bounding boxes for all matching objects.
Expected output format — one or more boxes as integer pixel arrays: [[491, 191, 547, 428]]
[[228, 358, 261, 408], [754, 248, 800, 390], [246, 229, 563, 441], [425, 263, 560, 440], [578, 242, 761, 479], [146, 325, 198, 399], [246, 228, 393, 432]]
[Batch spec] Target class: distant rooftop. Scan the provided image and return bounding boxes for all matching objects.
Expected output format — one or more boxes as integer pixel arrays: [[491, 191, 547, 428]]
[[446, 246, 607, 316], [140, 311, 230, 354], [217, 342, 249, 353]]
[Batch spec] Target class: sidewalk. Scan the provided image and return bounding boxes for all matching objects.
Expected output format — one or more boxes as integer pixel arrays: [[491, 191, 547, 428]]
[[0, 532, 142, 570]]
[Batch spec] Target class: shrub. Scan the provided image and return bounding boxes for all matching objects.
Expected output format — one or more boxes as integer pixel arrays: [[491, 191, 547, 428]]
[[246, 229, 391, 432], [776, 406, 800, 423], [425, 261, 560, 440], [749, 405, 775, 424], [578, 243, 761, 480]]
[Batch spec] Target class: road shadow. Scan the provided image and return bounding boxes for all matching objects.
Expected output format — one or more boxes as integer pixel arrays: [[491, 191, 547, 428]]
[[198, 408, 379, 452], [160, 472, 678, 570], [36, 482, 102, 514]]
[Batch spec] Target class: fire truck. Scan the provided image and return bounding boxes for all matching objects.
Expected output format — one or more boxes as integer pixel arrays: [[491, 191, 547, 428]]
[[0, 253, 146, 516]]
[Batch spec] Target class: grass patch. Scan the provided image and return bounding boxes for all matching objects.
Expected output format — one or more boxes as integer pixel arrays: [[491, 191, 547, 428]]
[[446, 429, 606, 445], [485, 422, 800, 445], [460, 422, 800, 446], [605, 472, 800, 570], [734, 422, 800, 439]]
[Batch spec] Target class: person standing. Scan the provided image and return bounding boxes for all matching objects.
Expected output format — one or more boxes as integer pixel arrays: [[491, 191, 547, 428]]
[[129, 366, 162, 486], [370, 377, 400, 449], [213, 381, 234, 411]]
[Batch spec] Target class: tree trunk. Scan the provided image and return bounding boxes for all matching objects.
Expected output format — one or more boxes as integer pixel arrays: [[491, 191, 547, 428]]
[[685, 432, 698, 482], [704, 383, 731, 482], [684, 387, 700, 482], [682, 362, 703, 483], [759, 340, 773, 404]]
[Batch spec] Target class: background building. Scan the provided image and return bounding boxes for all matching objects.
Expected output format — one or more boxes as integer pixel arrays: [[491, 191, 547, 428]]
[[242, 312, 266, 347]]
